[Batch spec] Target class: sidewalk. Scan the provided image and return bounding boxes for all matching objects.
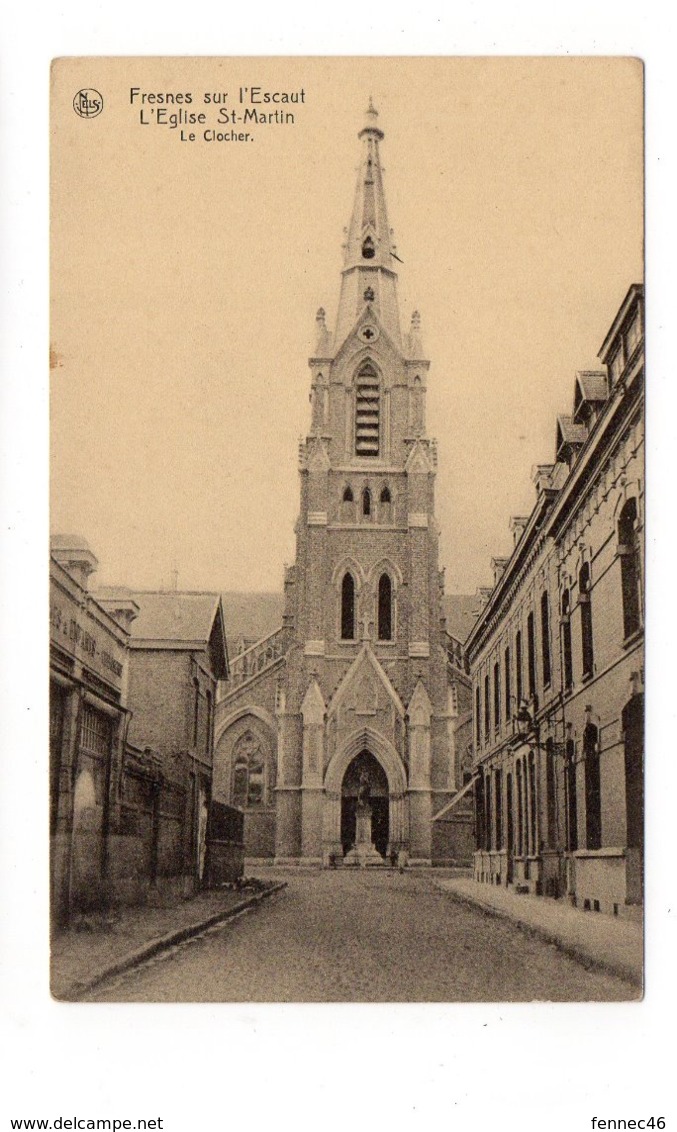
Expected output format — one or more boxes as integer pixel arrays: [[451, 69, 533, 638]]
[[51, 882, 286, 1001], [434, 877, 643, 988]]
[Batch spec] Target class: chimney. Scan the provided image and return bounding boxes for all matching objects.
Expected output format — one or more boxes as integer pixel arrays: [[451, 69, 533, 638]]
[[50, 534, 98, 591]]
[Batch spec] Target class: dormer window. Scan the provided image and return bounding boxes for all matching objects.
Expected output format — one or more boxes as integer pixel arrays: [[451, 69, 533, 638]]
[[361, 236, 375, 259], [355, 362, 380, 456]]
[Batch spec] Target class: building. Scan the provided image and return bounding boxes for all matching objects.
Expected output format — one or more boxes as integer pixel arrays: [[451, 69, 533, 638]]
[[213, 102, 472, 867], [97, 588, 231, 896], [51, 538, 238, 922], [50, 536, 132, 924], [465, 284, 644, 918]]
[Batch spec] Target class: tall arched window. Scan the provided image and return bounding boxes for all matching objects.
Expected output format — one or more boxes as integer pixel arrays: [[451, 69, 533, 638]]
[[341, 572, 356, 640], [618, 498, 641, 639], [583, 723, 601, 849], [579, 563, 594, 679], [355, 363, 380, 456], [342, 485, 354, 503], [362, 487, 372, 517], [541, 591, 552, 687], [565, 738, 578, 850], [379, 485, 392, 522], [526, 611, 536, 698], [623, 694, 644, 855], [232, 731, 266, 809], [377, 573, 392, 640], [561, 590, 573, 691]]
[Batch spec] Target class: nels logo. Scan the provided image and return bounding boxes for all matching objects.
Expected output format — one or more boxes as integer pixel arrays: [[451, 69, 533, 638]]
[[73, 88, 103, 119]]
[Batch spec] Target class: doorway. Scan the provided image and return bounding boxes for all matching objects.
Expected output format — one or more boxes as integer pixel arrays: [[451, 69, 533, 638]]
[[340, 750, 389, 857]]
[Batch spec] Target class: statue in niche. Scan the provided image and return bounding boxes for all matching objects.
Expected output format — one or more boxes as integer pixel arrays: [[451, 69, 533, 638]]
[[357, 769, 371, 809]]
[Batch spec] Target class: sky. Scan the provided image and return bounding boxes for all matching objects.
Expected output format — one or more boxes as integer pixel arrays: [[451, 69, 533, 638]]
[[50, 56, 643, 595]]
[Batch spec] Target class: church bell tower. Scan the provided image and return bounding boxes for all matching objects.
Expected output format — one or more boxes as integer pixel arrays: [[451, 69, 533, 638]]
[[214, 102, 469, 868], [273, 100, 460, 865]]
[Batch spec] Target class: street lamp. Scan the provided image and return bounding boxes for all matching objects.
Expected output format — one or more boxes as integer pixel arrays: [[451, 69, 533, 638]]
[[513, 699, 536, 740]]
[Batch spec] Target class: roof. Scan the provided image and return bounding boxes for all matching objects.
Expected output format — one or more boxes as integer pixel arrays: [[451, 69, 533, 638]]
[[572, 370, 608, 421], [220, 592, 284, 642], [121, 591, 221, 643], [598, 283, 644, 363], [556, 415, 588, 447], [50, 533, 94, 553]]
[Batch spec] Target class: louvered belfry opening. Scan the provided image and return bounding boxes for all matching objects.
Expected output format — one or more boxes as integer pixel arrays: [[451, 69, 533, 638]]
[[355, 362, 380, 456]]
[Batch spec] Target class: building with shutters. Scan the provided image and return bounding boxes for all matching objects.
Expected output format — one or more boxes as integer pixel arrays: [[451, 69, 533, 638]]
[[465, 284, 644, 918]]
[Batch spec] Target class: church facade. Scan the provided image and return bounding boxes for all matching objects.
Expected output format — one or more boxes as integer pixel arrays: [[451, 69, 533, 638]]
[[213, 103, 472, 866]]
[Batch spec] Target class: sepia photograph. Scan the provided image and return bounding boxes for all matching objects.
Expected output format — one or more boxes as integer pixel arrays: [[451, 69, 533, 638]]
[[49, 56, 644, 1003]]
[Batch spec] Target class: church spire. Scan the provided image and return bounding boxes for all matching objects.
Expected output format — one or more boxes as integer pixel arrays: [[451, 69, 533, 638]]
[[334, 100, 402, 349]]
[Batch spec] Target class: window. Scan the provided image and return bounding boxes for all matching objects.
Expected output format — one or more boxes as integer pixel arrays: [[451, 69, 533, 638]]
[[493, 661, 500, 730], [516, 760, 524, 856], [475, 686, 481, 748], [80, 703, 111, 756], [565, 739, 578, 851], [475, 771, 485, 847], [545, 738, 557, 849], [341, 573, 356, 640], [583, 724, 601, 849], [579, 563, 594, 679], [342, 485, 354, 503], [526, 611, 536, 699], [379, 485, 392, 521], [192, 677, 200, 747], [623, 695, 644, 855], [377, 573, 393, 641], [380, 486, 391, 504], [528, 749, 537, 856], [618, 498, 641, 639], [541, 591, 552, 687], [361, 236, 375, 259], [504, 646, 511, 722], [355, 363, 380, 456], [515, 630, 523, 706], [495, 769, 503, 850], [561, 590, 573, 691], [205, 690, 213, 756], [484, 673, 490, 739], [362, 487, 372, 516], [232, 731, 266, 809]]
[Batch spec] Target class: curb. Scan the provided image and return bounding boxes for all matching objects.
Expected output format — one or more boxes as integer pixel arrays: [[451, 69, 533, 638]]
[[434, 882, 643, 991], [57, 882, 287, 1001]]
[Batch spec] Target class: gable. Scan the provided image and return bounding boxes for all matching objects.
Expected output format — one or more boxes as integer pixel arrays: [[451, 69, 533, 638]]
[[327, 643, 405, 720]]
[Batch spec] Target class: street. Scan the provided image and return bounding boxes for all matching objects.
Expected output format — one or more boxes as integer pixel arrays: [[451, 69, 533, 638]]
[[88, 870, 636, 1002]]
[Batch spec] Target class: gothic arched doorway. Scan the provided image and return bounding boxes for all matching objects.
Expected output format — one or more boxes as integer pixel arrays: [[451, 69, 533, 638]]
[[340, 750, 389, 857]]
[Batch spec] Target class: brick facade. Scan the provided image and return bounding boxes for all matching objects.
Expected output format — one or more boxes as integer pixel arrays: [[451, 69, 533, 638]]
[[466, 285, 644, 917]]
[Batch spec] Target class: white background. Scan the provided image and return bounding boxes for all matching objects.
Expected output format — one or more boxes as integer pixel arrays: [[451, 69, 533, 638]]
[[1, 4, 675, 1131]]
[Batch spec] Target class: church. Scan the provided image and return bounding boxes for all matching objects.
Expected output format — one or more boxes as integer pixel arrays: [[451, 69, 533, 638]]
[[213, 102, 473, 867]]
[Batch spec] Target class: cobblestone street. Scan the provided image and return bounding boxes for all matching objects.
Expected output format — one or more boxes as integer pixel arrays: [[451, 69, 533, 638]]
[[88, 870, 637, 1002]]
